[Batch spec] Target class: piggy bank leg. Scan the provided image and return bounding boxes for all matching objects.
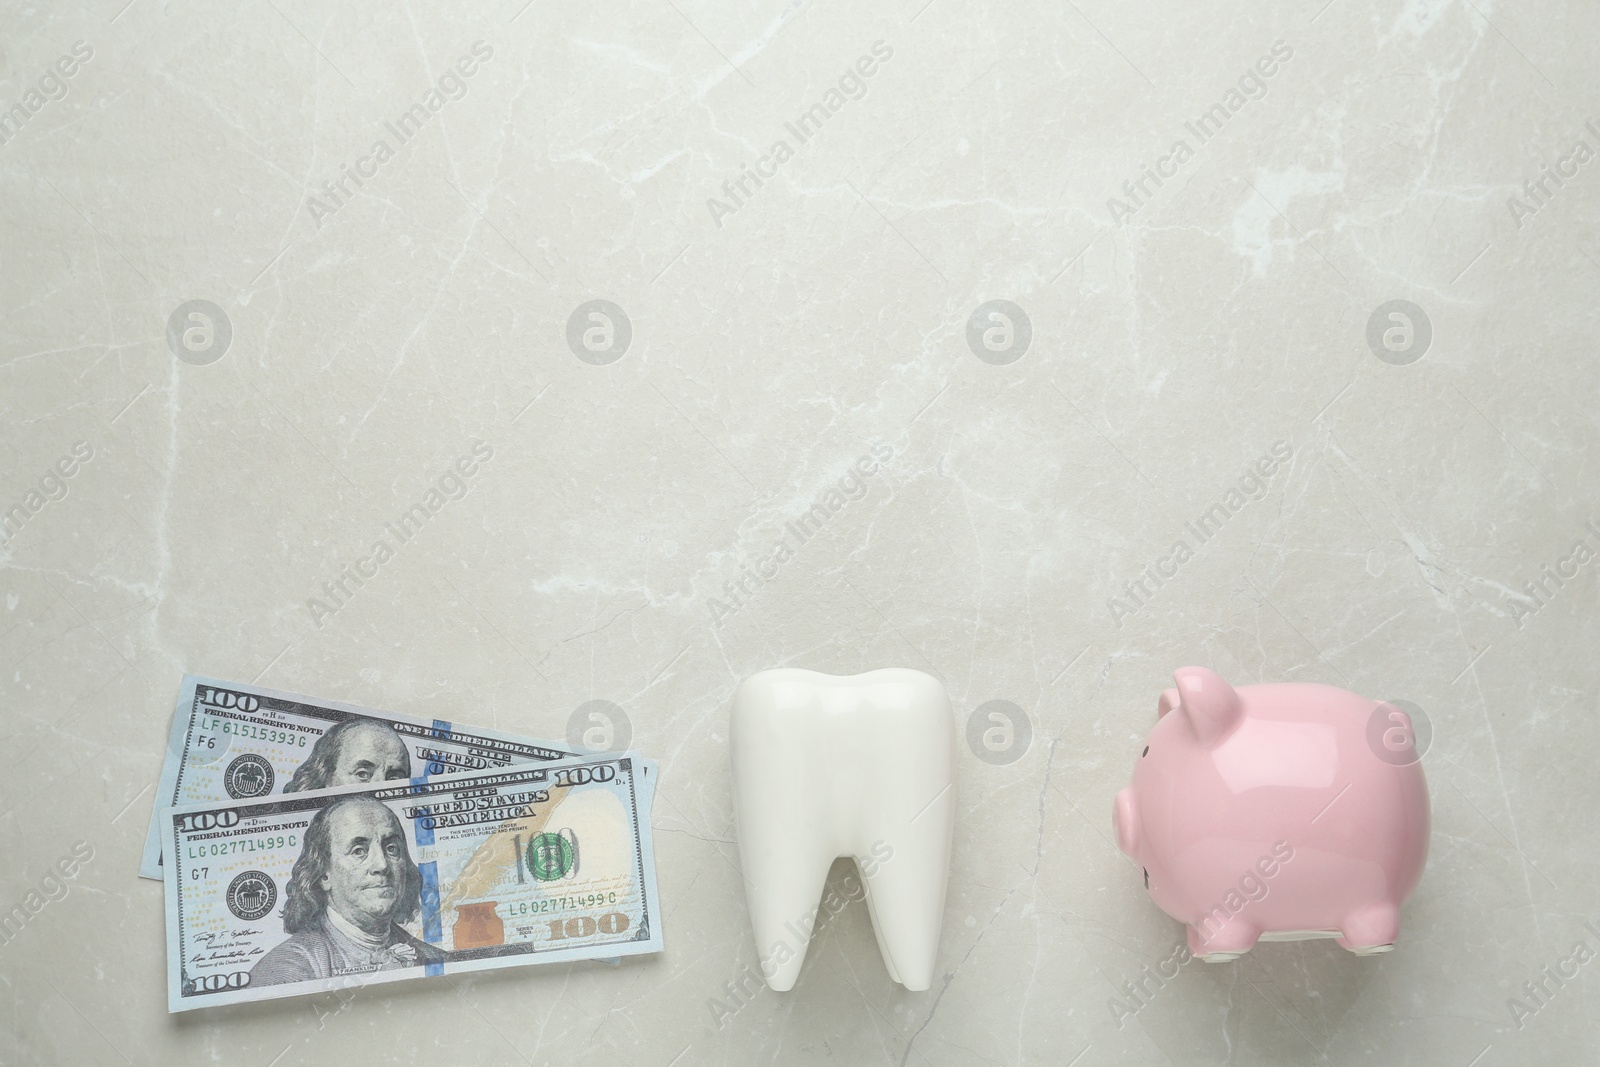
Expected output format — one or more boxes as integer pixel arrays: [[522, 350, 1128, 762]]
[[1187, 918, 1260, 962], [1336, 901, 1400, 955]]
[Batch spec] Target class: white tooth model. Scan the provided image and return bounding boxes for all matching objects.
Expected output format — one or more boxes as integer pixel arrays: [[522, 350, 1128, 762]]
[[730, 668, 956, 991]]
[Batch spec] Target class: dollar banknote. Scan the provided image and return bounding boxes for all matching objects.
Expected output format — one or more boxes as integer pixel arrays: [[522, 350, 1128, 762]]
[[141, 675, 581, 880], [162, 753, 662, 1011]]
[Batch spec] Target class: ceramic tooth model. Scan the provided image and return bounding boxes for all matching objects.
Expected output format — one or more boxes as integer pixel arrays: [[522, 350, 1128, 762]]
[[731, 668, 955, 991], [1113, 666, 1430, 961]]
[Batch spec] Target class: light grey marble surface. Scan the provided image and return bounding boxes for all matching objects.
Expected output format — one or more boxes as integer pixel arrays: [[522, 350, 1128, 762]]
[[2, 1, 1597, 1064]]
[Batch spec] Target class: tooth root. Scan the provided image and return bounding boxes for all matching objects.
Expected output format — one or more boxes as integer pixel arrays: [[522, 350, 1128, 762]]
[[735, 831, 832, 992], [861, 890, 904, 985], [859, 799, 953, 991], [731, 667, 955, 992]]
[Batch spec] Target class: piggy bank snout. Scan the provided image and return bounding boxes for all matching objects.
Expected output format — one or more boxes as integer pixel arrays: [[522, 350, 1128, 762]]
[[1113, 788, 1139, 858]]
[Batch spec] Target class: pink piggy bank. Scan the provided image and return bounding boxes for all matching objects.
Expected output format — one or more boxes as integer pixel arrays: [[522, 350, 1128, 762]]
[[1113, 666, 1429, 961]]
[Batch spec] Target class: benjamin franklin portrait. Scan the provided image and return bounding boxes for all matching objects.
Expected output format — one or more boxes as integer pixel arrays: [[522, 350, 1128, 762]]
[[284, 718, 413, 793], [250, 796, 444, 986]]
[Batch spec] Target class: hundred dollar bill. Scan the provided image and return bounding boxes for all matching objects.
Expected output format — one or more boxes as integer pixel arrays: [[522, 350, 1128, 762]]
[[162, 754, 663, 1012], [141, 675, 580, 881]]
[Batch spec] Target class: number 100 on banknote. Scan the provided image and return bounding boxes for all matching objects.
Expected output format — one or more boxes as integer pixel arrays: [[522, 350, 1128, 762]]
[[162, 755, 663, 1011]]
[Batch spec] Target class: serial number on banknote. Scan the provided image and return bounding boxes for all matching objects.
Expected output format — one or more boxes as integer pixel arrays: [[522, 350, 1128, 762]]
[[196, 717, 311, 747], [504, 892, 621, 916]]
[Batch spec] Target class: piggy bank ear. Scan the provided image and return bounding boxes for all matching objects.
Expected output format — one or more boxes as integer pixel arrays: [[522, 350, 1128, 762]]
[[1172, 666, 1242, 744], [1156, 688, 1179, 719]]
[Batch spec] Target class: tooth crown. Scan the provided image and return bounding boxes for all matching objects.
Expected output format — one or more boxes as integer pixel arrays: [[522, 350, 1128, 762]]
[[731, 668, 955, 992]]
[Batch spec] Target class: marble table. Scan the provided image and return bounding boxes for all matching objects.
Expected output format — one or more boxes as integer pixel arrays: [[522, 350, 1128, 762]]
[[3, 1, 1596, 1063]]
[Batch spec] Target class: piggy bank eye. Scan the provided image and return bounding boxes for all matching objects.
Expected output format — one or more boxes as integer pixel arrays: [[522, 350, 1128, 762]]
[[1143, 868, 1150, 888], [1142, 746, 1149, 757]]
